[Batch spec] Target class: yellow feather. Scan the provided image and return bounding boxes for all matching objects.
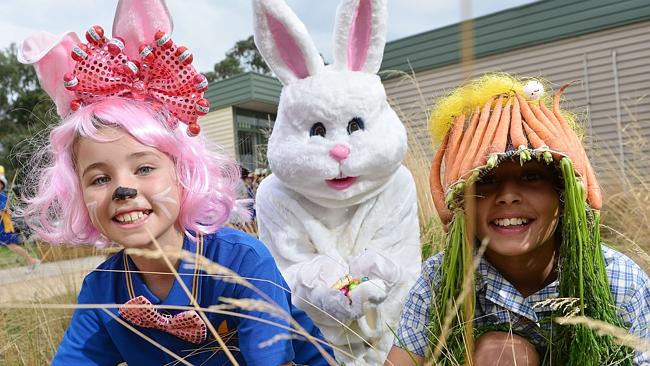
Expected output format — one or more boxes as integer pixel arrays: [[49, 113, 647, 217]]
[[428, 73, 566, 144]]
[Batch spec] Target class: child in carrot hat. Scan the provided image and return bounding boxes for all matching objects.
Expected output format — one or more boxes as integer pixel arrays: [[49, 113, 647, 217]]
[[385, 74, 650, 365]]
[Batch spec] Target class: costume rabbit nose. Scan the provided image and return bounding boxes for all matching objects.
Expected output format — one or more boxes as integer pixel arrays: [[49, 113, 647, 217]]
[[112, 186, 138, 201], [329, 145, 350, 162]]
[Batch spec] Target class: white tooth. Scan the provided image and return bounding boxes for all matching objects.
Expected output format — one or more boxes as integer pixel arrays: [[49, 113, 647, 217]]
[[515, 218, 522, 225], [129, 212, 137, 221], [116, 215, 124, 222], [523, 218, 529, 224], [136, 211, 144, 219]]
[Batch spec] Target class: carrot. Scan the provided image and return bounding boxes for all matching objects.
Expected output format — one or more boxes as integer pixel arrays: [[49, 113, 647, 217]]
[[553, 81, 580, 124], [517, 94, 574, 161], [584, 157, 602, 209], [509, 95, 528, 149], [458, 97, 495, 179], [515, 94, 557, 144], [472, 95, 504, 167], [447, 106, 480, 185], [539, 100, 582, 165], [552, 83, 589, 188], [444, 114, 466, 183], [522, 122, 545, 150], [430, 133, 453, 223], [539, 101, 568, 142], [489, 98, 512, 154], [529, 100, 562, 138]]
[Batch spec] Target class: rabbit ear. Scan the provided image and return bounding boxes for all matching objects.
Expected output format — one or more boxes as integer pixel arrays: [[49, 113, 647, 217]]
[[18, 31, 81, 118], [333, 0, 387, 73], [112, 0, 173, 61], [253, 0, 323, 85]]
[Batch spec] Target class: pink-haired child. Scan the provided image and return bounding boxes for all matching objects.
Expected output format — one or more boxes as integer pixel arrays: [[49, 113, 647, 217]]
[[18, 1, 334, 365]]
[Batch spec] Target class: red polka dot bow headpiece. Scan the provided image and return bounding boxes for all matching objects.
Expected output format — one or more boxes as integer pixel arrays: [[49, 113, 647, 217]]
[[18, 0, 209, 136]]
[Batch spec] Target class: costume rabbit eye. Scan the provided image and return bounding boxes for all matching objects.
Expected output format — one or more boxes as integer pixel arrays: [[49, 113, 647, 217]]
[[347, 117, 365, 134], [309, 122, 327, 137]]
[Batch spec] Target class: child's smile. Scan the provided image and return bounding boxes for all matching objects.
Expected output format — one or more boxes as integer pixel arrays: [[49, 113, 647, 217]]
[[112, 208, 152, 225], [490, 216, 532, 235]]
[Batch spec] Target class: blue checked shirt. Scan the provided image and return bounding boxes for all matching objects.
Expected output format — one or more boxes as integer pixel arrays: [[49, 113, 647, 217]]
[[394, 245, 650, 364]]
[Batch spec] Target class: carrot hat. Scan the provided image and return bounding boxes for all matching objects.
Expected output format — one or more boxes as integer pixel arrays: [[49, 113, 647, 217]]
[[427, 73, 631, 365]]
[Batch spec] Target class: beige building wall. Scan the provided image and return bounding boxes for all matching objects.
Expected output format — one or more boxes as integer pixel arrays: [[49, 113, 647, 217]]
[[199, 106, 236, 160], [384, 21, 650, 183]]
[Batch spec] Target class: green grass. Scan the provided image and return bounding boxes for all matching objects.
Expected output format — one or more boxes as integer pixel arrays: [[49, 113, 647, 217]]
[[0, 242, 40, 270]]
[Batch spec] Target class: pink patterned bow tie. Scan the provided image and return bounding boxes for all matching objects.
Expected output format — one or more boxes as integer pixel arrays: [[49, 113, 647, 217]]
[[118, 295, 207, 344]]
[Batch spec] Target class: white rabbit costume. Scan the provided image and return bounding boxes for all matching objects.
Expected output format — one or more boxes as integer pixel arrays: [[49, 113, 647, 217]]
[[253, 0, 420, 363]]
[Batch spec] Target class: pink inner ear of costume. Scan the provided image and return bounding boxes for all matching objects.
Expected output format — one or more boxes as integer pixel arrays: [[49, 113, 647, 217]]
[[265, 12, 310, 80], [19, 32, 80, 117], [112, 0, 173, 61], [347, 0, 372, 71]]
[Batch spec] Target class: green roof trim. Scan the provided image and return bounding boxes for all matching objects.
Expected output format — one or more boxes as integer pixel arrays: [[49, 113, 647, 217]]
[[381, 0, 650, 76], [204, 72, 282, 111]]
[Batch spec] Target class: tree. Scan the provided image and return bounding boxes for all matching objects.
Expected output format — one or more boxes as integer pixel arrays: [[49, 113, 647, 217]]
[[0, 44, 56, 187], [205, 35, 271, 82]]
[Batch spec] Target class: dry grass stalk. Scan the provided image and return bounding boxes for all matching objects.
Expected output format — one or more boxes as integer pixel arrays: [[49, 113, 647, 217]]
[[556, 315, 650, 353]]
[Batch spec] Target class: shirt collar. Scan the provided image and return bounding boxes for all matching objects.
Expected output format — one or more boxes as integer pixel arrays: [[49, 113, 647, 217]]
[[476, 257, 559, 322], [124, 235, 202, 306]]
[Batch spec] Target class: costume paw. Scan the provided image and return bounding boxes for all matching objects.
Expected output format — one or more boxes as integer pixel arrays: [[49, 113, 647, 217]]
[[349, 279, 387, 308], [350, 249, 400, 289], [312, 285, 361, 324]]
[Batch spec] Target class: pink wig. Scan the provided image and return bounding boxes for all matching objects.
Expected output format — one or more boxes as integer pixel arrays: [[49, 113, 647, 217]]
[[22, 97, 239, 246]]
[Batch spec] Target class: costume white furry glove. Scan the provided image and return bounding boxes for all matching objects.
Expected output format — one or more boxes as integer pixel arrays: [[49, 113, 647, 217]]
[[348, 249, 400, 312], [290, 255, 362, 325]]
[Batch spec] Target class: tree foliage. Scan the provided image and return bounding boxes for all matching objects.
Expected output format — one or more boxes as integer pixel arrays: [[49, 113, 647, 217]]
[[0, 43, 57, 186], [205, 35, 270, 82]]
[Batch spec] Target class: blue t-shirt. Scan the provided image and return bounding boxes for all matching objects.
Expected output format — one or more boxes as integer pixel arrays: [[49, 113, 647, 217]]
[[53, 228, 334, 365]]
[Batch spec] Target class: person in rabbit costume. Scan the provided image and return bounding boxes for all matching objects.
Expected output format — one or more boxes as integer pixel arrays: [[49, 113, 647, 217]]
[[253, 0, 421, 363]]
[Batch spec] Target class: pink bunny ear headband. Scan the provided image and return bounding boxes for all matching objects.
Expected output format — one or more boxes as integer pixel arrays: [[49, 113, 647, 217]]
[[18, 0, 209, 136]]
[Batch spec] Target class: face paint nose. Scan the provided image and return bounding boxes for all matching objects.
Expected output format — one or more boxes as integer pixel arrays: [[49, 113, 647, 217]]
[[112, 186, 138, 201]]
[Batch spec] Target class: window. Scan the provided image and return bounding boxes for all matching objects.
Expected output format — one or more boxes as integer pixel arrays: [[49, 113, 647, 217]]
[[235, 109, 275, 171]]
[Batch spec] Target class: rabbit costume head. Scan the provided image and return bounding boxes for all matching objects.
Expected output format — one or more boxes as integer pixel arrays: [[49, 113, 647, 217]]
[[253, 0, 407, 207]]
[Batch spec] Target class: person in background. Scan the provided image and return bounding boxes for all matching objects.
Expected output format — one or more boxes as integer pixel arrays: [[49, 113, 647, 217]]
[[0, 166, 40, 273]]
